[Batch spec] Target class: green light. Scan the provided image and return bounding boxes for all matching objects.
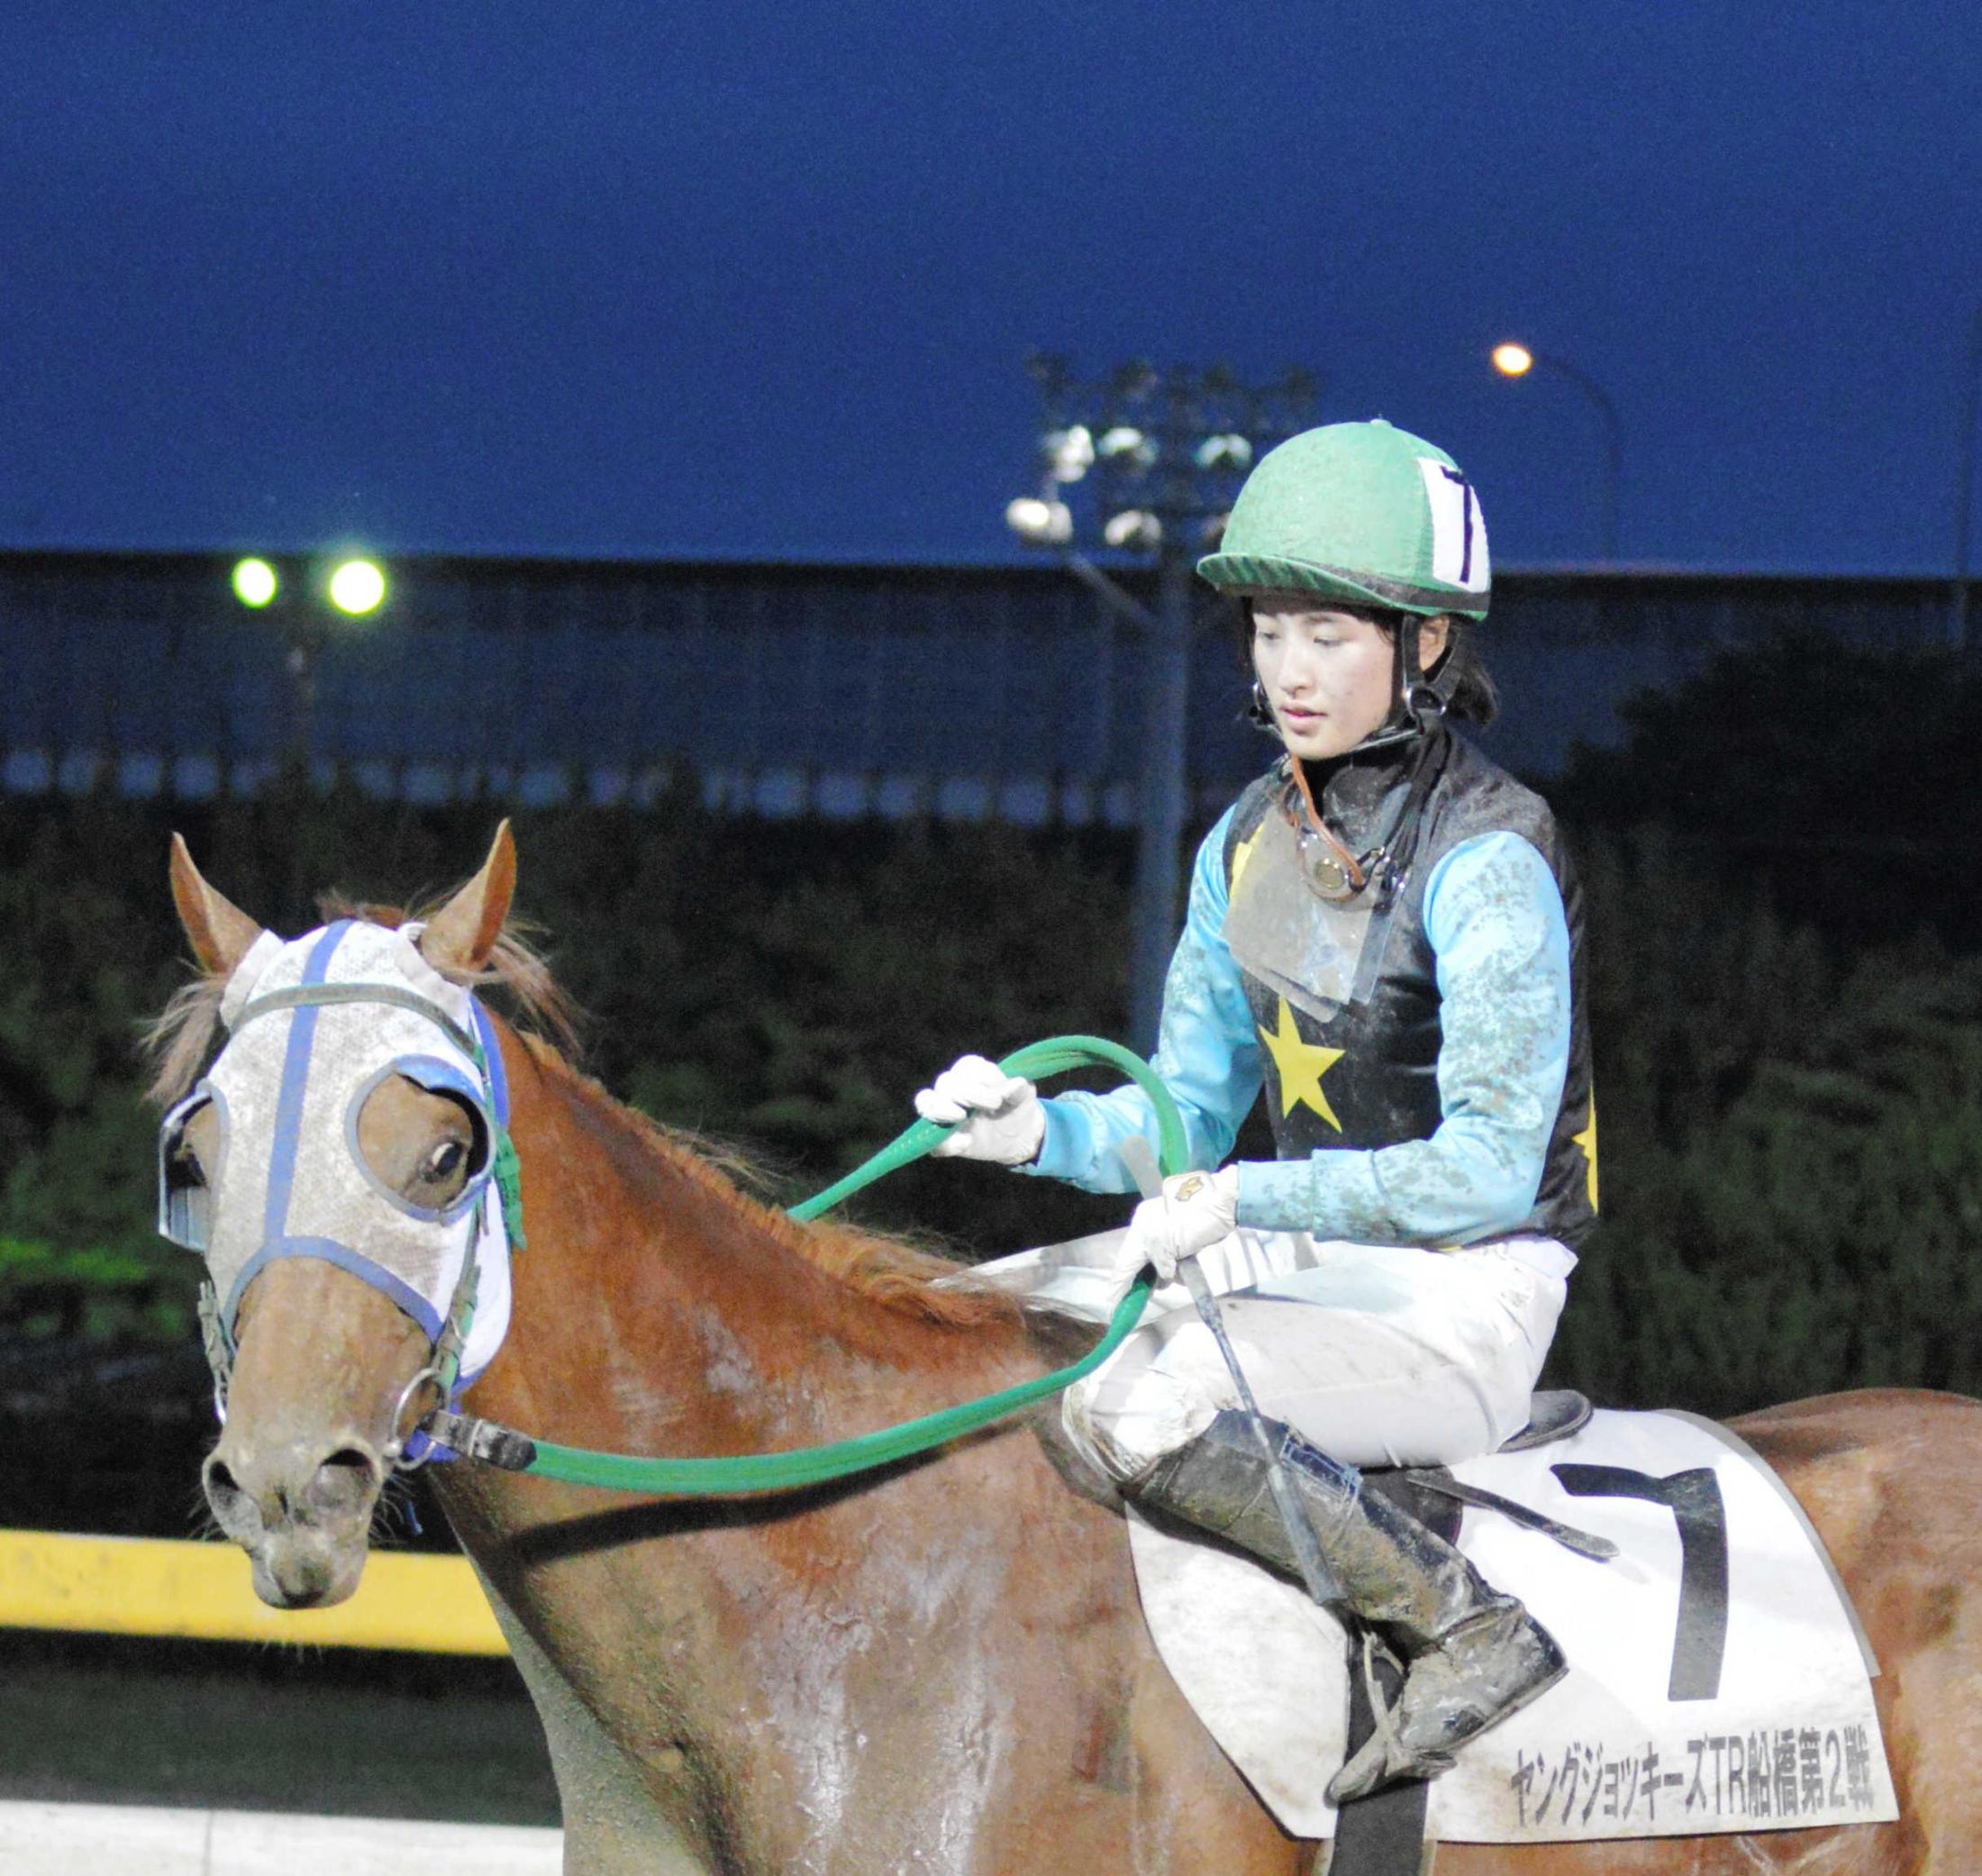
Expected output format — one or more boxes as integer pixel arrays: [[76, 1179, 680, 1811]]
[[328, 559, 387, 615], [232, 558, 278, 607]]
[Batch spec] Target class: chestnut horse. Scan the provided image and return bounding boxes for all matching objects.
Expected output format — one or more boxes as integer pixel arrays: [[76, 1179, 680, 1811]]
[[160, 830, 1982, 1876]]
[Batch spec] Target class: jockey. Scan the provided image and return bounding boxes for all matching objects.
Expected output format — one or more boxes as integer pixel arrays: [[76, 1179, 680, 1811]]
[[914, 419, 1596, 1801]]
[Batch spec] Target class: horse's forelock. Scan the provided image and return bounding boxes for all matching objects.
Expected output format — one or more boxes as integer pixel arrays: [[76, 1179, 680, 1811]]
[[142, 973, 228, 1107]]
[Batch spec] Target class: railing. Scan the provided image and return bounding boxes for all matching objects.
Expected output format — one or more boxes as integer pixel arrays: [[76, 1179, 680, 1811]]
[[0, 1527, 505, 1654]]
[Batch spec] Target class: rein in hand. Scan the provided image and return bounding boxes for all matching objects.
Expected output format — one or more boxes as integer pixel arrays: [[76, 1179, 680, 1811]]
[[423, 1034, 1185, 1497]]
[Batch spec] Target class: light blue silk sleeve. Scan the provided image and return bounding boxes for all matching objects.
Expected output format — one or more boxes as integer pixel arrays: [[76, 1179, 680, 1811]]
[[1022, 806, 1265, 1193], [1233, 831, 1572, 1244]]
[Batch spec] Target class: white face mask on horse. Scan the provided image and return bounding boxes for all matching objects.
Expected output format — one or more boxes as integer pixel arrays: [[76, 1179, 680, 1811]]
[[158, 917, 516, 1439]]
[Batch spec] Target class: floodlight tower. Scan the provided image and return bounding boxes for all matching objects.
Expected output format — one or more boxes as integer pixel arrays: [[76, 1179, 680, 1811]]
[[1008, 357, 1317, 1051]]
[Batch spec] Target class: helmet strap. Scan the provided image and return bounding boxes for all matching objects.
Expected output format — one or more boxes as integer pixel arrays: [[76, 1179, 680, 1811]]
[[1280, 615, 1453, 907], [1374, 713, 1451, 908], [1396, 615, 1451, 733]]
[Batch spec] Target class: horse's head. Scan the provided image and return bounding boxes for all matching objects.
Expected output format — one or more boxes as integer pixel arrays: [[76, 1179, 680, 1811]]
[[161, 826, 519, 1607]]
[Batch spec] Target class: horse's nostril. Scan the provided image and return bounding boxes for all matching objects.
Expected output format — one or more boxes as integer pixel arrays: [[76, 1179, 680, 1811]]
[[203, 1453, 256, 1531], [307, 1445, 381, 1519]]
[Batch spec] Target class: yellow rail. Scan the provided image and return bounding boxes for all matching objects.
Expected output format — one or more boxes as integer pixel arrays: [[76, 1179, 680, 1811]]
[[0, 1530, 508, 1655]]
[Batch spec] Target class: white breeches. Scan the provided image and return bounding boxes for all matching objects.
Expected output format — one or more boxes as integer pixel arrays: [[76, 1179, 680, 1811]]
[[1062, 1232, 1574, 1480]]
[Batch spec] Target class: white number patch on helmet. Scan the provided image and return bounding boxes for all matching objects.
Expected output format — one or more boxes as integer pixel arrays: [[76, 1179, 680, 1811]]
[[1417, 458, 1490, 594]]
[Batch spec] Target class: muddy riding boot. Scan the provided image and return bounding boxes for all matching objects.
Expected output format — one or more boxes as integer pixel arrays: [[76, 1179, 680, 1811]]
[[1130, 1408, 1567, 1803]]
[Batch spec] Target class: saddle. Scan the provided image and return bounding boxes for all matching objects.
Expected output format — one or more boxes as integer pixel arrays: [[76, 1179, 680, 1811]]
[[1368, 1389, 1615, 1562], [1031, 1341, 1608, 1561]]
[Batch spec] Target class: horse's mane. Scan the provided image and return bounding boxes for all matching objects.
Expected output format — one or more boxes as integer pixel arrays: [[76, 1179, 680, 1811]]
[[146, 891, 1014, 1334], [514, 1034, 1013, 1331]]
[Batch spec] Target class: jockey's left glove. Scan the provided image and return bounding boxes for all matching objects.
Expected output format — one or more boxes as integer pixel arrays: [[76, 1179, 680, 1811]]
[[914, 1054, 1047, 1165], [1105, 1167, 1241, 1304]]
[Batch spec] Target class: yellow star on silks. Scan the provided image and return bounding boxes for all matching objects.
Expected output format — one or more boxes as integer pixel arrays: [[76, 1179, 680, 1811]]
[[1257, 996, 1344, 1132], [1573, 1095, 1599, 1211], [1228, 821, 1268, 897]]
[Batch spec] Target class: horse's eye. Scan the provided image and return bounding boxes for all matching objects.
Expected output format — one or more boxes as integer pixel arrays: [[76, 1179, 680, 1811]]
[[424, 1140, 466, 1183], [172, 1142, 206, 1186]]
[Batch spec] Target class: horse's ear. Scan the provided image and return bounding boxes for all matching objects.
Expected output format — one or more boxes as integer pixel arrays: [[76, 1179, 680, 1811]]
[[169, 833, 266, 978], [421, 821, 517, 978]]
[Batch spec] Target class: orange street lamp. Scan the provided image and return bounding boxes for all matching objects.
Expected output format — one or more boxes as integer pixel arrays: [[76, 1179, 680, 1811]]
[[1490, 339, 1622, 561]]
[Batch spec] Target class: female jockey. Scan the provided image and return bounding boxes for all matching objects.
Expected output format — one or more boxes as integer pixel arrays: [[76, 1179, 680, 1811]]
[[914, 419, 1596, 1801]]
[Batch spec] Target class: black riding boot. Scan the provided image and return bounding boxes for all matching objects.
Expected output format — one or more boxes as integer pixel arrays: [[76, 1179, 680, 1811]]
[[1131, 1408, 1566, 1802]]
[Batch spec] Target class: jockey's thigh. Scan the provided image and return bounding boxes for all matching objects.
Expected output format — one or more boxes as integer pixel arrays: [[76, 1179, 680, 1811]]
[[1064, 1238, 1570, 1480]]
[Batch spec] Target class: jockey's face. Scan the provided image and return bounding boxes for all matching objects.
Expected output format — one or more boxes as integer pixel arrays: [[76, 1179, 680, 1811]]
[[1251, 602, 1450, 762]]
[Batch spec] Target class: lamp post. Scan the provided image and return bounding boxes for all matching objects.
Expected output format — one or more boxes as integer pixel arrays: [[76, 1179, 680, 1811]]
[[230, 553, 389, 770], [1492, 342, 1623, 562], [1952, 303, 1982, 652], [1008, 358, 1317, 1051]]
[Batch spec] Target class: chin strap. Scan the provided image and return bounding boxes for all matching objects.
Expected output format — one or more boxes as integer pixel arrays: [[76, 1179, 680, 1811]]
[[1282, 615, 1454, 907]]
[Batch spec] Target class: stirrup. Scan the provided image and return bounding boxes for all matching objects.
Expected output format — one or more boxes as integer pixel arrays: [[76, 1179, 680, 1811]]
[[1342, 1629, 1443, 1794], [1326, 1603, 1568, 1804]]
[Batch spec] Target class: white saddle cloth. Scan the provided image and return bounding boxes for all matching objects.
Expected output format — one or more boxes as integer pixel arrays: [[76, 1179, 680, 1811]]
[[1128, 1407, 1897, 1844], [973, 1234, 1897, 1845]]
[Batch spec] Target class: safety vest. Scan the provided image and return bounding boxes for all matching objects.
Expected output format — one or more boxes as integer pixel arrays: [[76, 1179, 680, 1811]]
[[1219, 735, 1597, 1247]]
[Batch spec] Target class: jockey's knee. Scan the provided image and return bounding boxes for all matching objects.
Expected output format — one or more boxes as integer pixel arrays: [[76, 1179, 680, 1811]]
[[1061, 1357, 1224, 1486]]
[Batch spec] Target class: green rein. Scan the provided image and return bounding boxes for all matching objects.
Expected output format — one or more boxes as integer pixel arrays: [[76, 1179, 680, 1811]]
[[426, 1035, 1181, 1495]]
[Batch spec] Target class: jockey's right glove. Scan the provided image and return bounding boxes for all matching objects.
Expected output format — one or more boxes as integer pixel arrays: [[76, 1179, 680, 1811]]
[[914, 1054, 1046, 1165]]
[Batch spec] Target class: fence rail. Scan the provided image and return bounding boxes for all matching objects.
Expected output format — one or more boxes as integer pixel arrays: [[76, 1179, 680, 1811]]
[[0, 1528, 505, 1654]]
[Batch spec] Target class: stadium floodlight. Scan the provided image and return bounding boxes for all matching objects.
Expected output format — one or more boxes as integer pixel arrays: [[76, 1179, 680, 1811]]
[[1043, 425, 1095, 483], [1193, 433, 1254, 471], [1103, 508, 1162, 551], [328, 558, 388, 616], [1492, 342, 1535, 378], [1005, 496, 1074, 544], [231, 557, 279, 607], [1097, 425, 1156, 469]]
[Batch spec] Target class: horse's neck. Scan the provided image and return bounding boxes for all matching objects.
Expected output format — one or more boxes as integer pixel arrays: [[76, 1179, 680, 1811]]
[[435, 1034, 1114, 1872], [468, 1031, 1033, 1462]]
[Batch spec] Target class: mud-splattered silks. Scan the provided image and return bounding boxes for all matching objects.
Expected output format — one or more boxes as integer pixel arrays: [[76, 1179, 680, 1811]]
[[157, 920, 514, 1401]]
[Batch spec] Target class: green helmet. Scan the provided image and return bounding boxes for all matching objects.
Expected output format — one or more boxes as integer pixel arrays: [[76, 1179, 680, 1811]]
[[1197, 419, 1491, 622]]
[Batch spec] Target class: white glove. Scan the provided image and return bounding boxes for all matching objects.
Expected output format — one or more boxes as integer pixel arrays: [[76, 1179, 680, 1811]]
[[1105, 1167, 1241, 1304], [914, 1053, 1047, 1165]]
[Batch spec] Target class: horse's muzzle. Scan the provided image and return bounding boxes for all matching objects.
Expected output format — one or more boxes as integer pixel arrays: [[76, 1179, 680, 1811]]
[[204, 1432, 385, 1607]]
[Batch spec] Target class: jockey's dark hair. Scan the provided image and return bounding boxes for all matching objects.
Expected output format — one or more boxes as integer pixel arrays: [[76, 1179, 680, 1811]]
[[1229, 596, 1499, 728]]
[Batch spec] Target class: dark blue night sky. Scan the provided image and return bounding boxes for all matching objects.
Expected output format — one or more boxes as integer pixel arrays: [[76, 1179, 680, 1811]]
[[5, 2, 1979, 572]]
